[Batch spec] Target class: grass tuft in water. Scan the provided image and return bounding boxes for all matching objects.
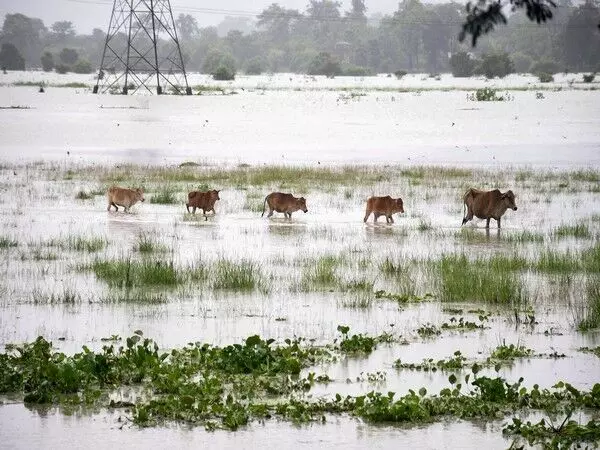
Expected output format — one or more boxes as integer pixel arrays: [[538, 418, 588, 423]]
[[150, 186, 178, 204], [91, 258, 179, 288], [212, 259, 262, 291], [577, 277, 600, 331], [553, 224, 591, 239], [301, 255, 340, 289], [68, 236, 107, 252], [0, 236, 18, 248], [535, 249, 581, 273], [135, 233, 167, 253], [438, 254, 525, 303]]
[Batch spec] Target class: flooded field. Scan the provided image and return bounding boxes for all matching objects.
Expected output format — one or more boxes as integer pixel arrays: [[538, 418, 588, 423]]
[[0, 76, 599, 448]]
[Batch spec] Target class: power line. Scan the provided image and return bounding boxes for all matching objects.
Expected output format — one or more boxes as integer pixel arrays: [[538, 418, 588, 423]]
[[64, 0, 600, 30]]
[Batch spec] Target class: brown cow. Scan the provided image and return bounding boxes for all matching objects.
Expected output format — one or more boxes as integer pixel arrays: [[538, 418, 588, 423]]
[[107, 186, 145, 212], [461, 188, 517, 228], [186, 189, 221, 220], [262, 192, 308, 219], [363, 196, 404, 223]]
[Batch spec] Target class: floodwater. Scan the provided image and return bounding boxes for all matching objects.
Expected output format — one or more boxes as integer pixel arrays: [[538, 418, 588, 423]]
[[1, 74, 600, 449]]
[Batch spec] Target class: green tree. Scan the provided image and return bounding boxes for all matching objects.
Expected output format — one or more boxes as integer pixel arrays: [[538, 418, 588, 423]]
[[202, 48, 236, 74], [40, 51, 54, 71], [51, 21, 75, 40], [347, 0, 367, 22], [1, 13, 46, 66], [59, 47, 78, 65], [0, 43, 25, 70], [257, 4, 301, 42], [478, 53, 514, 78], [307, 51, 342, 76], [449, 51, 476, 77], [176, 14, 199, 41], [563, 1, 600, 71]]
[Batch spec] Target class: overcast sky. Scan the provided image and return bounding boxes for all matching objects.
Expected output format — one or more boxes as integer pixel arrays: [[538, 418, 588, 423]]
[[0, 0, 433, 33]]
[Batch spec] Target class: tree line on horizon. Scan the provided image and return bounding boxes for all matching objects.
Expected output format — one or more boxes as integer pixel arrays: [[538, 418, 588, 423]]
[[0, 0, 598, 80]]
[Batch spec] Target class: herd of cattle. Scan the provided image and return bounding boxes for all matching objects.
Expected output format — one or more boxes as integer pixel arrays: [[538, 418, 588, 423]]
[[106, 186, 518, 228]]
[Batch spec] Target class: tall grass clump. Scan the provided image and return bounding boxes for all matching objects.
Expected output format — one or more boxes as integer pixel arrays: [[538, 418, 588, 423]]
[[135, 233, 167, 253], [583, 243, 600, 273], [0, 236, 18, 248], [535, 249, 581, 273], [502, 230, 544, 243], [150, 186, 178, 204], [212, 259, 262, 291], [68, 235, 107, 252], [91, 258, 179, 287], [438, 254, 525, 303], [578, 277, 600, 331], [301, 255, 340, 289], [553, 224, 591, 239]]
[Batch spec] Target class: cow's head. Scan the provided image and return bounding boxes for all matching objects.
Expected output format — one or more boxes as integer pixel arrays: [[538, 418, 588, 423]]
[[396, 197, 405, 214], [135, 188, 145, 202], [297, 197, 308, 213], [211, 189, 221, 201], [502, 190, 517, 211]]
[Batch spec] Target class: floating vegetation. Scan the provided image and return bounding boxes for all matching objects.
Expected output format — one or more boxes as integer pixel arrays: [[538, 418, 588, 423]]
[[578, 346, 600, 358], [394, 351, 467, 371], [374, 290, 433, 303], [416, 323, 441, 337], [489, 342, 534, 360], [441, 315, 489, 331]]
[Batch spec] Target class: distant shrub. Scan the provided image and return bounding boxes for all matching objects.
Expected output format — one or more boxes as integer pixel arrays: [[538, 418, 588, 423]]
[[449, 51, 475, 77], [478, 53, 514, 79], [245, 57, 265, 75], [394, 70, 408, 79], [41, 51, 54, 72], [343, 65, 371, 76], [307, 52, 341, 78], [202, 49, 236, 75], [468, 87, 509, 102], [530, 60, 560, 75], [55, 64, 70, 74], [537, 72, 554, 83], [583, 73, 596, 83], [59, 48, 78, 65], [212, 66, 235, 81], [72, 59, 93, 74]]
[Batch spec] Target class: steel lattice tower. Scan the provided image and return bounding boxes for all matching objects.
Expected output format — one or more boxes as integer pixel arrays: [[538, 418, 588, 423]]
[[93, 0, 192, 95]]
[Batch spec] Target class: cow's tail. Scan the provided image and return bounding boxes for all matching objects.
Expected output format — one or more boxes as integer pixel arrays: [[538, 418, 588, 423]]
[[261, 195, 268, 217], [461, 188, 473, 226]]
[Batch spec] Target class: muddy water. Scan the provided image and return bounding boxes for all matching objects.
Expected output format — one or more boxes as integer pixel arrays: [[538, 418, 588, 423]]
[[1, 83, 600, 448]]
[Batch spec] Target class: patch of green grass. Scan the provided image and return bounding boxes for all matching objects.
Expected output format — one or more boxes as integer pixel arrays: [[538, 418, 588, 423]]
[[135, 233, 167, 253], [571, 169, 600, 183], [438, 254, 525, 303], [31, 249, 58, 260], [337, 325, 377, 354], [212, 259, 262, 291], [535, 249, 581, 273], [301, 255, 340, 289], [578, 277, 600, 331], [0, 236, 18, 248], [75, 190, 94, 200], [150, 187, 178, 204], [501, 230, 544, 243], [91, 259, 179, 288], [103, 290, 167, 303], [553, 224, 591, 239], [68, 236, 107, 252]]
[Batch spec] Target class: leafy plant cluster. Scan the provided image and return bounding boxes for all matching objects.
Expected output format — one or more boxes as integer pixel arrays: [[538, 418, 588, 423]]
[[441, 314, 489, 331], [374, 290, 433, 303], [1, 331, 600, 445], [467, 87, 512, 102]]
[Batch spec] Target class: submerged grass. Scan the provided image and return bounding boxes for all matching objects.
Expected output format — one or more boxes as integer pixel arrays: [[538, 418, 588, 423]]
[[438, 254, 525, 303], [578, 277, 600, 331], [212, 259, 263, 291], [0, 236, 18, 248], [553, 223, 591, 239], [91, 258, 179, 288]]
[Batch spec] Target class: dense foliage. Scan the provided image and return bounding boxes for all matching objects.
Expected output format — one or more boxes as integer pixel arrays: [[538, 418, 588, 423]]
[[0, 0, 598, 76]]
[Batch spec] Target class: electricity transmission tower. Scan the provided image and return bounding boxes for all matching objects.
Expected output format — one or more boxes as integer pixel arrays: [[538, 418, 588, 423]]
[[93, 0, 192, 95]]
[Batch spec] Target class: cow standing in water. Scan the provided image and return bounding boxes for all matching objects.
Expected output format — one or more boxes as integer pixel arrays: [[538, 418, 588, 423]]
[[462, 188, 518, 228], [262, 192, 308, 219], [363, 196, 404, 223], [107, 186, 145, 212], [186, 189, 221, 220]]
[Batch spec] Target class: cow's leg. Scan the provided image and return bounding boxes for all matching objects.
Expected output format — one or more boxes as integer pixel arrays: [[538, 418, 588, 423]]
[[462, 205, 473, 225], [287, 212, 292, 219], [267, 208, 274, 218], [363, 208, 371, 223], [186, 203, 190, 213], [497, 217, 501, 229], [388, 215, 394, 224], [485, 218, 491, 228], [192, 206, 196, 214], [373, 213, 380, 222]]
